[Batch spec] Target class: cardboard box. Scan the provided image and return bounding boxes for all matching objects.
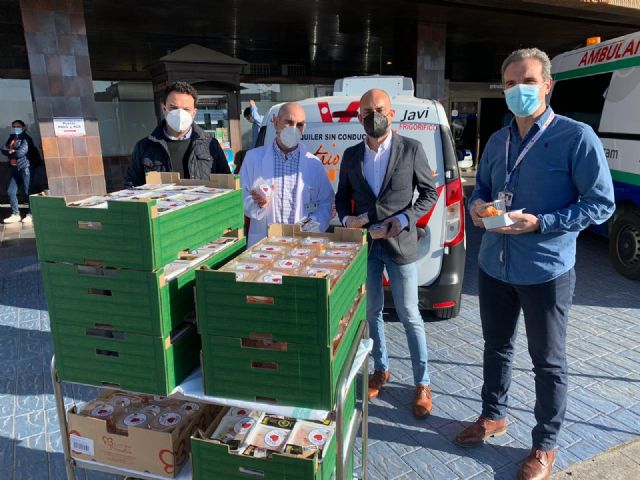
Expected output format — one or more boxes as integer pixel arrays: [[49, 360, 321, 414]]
[[191, 381, 357, 480], [31, 173, 243, 270], [195, 225, 367, 347], [68, 400, 215, 478]]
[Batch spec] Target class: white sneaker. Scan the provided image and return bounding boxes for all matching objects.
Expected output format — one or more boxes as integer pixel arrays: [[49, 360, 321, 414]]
[[22, 214, 32, 224], [3, 213, 21, 224]]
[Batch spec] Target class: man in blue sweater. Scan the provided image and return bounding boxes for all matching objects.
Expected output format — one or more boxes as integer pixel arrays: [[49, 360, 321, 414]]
[[455, 48, 615, 480]]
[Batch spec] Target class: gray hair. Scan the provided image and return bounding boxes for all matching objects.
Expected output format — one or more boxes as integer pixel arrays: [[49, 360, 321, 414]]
[[501, 48, 552, 82]]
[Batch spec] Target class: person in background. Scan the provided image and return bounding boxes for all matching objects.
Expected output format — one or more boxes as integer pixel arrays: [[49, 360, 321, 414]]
[[455, 48, 615, 480], [240, 102, 334, 247], [125, 81, 230, 188], [1, 120, 36, 224], [233, 149, 247, 175], [244, 99, 264, 148], [335, 89, 438, 418]]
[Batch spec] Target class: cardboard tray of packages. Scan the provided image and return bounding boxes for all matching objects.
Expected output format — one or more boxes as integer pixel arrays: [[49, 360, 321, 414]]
[[52, 322, 200, 395], [67, 399, 215, 478], [195, 224, 367, 347], [30, 172, 243, 270], [42, 230, 245, 337], [200, 294, 366, 410], [190, 381, 357, 480]]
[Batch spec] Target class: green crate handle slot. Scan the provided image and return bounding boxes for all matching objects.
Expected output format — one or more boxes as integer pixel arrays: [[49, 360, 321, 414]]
[[85, 327, 124, 340], [77, 221, 103, 230], [239, 467, 266, 477]]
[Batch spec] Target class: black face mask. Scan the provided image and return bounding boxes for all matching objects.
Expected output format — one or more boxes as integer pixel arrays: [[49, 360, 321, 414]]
[[363, 112, 389, 138]]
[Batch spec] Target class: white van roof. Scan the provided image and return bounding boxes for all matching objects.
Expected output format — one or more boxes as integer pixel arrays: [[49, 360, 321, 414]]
[[551, 31, 640, 80], [333, 75, 415, 97]]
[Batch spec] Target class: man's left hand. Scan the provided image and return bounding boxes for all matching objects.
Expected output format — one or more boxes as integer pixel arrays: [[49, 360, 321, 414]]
[[491, 212, 540, 235], [383, 216, 402, 238]]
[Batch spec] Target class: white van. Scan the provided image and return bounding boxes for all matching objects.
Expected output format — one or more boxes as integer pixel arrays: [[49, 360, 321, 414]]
[[256, 76, 466, 319], [551, 32, 640, 279]]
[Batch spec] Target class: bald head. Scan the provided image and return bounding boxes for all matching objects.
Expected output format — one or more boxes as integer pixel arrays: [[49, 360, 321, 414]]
[[273, 101, 306, 152], [277, 102, 305, 122], [358, 89, 395, 141]]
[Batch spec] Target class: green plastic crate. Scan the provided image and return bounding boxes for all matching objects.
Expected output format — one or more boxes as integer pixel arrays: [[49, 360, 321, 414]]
[[31, 174, 243, 270], [191, 378, 357, 480], [42, 235, 245, 337], [52, 321, 199, 396], [201, 295, 365, 410], [196, 225, 367, 347]]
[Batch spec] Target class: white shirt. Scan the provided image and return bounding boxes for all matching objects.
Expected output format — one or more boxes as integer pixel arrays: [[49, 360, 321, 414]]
[[359, 133, 409, 229], [363, 132, 393, 197]]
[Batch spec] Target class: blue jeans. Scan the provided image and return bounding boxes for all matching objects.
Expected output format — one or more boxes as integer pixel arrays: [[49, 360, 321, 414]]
[[7, 165, 31, 215], [478, 268, 575, 451], [366, 241, 430, 386]]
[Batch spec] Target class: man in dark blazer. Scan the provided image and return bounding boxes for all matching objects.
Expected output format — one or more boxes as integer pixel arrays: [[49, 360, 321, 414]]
[[335, 89, 438, 417]]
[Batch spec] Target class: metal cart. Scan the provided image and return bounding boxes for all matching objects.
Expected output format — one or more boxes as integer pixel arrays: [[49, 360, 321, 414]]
[[52, 321, 371, 480]]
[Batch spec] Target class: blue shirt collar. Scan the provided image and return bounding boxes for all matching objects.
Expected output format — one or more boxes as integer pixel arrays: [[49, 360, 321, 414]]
[[509, 105, 554, 140]]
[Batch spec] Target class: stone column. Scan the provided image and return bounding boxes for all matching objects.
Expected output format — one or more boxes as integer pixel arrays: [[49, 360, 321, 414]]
[[19, 0, 106, 201], [416, 23, 447, 103]]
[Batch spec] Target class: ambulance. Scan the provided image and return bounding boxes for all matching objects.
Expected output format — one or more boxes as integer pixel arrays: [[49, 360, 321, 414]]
[[551, 32, 640, 279], [257, 76, 466, 319]]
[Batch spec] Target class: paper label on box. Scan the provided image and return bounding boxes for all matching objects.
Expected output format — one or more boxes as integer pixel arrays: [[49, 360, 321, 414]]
[[70, 434, 95, 456]]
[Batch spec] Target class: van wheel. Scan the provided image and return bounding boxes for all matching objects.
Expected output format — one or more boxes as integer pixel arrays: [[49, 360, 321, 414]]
[[433, 304, 460, 320], [609, 210, 640, 280]]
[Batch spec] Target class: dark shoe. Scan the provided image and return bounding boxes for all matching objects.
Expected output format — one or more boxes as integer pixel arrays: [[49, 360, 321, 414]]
[[367, 370, 390, 399], [454, 416, 507, 447], [518, 448, 556, 480], [412, 384, 432, 417]]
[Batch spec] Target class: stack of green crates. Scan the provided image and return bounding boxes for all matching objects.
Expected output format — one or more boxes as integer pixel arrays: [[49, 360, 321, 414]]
[[196, 224, 368, 411], [33, 173, 245, 395]]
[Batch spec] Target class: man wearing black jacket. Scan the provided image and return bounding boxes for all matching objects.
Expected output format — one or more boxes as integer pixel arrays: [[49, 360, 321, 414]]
[[335, 89, 438, 417], [125, 81, 230, 187]]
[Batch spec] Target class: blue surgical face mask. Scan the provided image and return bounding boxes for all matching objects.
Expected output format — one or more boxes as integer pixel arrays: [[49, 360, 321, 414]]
[[504, 84, 541, 118], [12, 127, 23, 135]]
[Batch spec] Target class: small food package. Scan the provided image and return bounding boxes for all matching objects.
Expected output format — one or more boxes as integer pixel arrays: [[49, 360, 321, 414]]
[[255, 271, 284, 284], [106, 391, 145, 409], [324, 249, 355, 260], [476, 199, 522, 230], [309, 257, 349, 269], [328, 241, 361, 252], [368, 222, 390, 239], [242, 251, 280, 265], [272, 258, 304, 273], [284, 420, 335, 459], [300, 236, 328, 251], [242, 416, 296, 457], [108, 189, 140, 200], [149, 410, 184, 432], [267, 236, 299, 246], [78, 400, 120, 421], [155, 200, 187, 215], [301, 267, 339, 281], [221, 261, 264, 275], [134, 183, 172, 191], [255, 244, 287, 255], [289, 247, 314, 259], [298, 216, 321, 233], [178, 401, 202, 417], [114, 410, 152, 434], [68, 195, 110, 209], [210, 410, 260, 452], [251, 177, 274, 203]]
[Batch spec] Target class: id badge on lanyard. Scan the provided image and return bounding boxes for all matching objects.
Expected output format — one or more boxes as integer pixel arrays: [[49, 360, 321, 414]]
[[502, 112, 555, 210]]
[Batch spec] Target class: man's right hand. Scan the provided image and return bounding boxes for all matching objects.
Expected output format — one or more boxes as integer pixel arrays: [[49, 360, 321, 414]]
[[470, 199, 487, 228], [344, 215, 368, 228], [250, 189, 268, 208]]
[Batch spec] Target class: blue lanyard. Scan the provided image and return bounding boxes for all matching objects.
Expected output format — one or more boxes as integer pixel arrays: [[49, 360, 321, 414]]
[[504, 112, 555, 186]]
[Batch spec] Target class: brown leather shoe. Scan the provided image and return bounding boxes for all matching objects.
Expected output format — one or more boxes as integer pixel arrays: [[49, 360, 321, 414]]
[[413, 384, 432, 417], [454, 416, 507, 447], [518, 448, 556, 480], [367, 370, 390, 399]]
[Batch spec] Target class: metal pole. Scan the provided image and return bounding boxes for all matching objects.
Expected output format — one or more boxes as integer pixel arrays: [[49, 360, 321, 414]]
[[51, 356, 77, 480], [361, 322, 369, 480]]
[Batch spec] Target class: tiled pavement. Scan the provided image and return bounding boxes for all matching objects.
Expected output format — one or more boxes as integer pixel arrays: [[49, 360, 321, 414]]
[[0, 205, 638, 479]]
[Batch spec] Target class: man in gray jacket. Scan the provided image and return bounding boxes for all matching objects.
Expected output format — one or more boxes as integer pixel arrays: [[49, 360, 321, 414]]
[[335, 89, 438, 417]]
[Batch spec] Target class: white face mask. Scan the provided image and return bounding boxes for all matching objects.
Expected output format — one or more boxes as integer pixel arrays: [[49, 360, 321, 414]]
[[165, 108, 193, 133], [279, 126, 302, 149]]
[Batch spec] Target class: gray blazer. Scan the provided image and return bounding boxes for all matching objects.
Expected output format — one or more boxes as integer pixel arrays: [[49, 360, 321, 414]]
[[335, 133, 438, 265]]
